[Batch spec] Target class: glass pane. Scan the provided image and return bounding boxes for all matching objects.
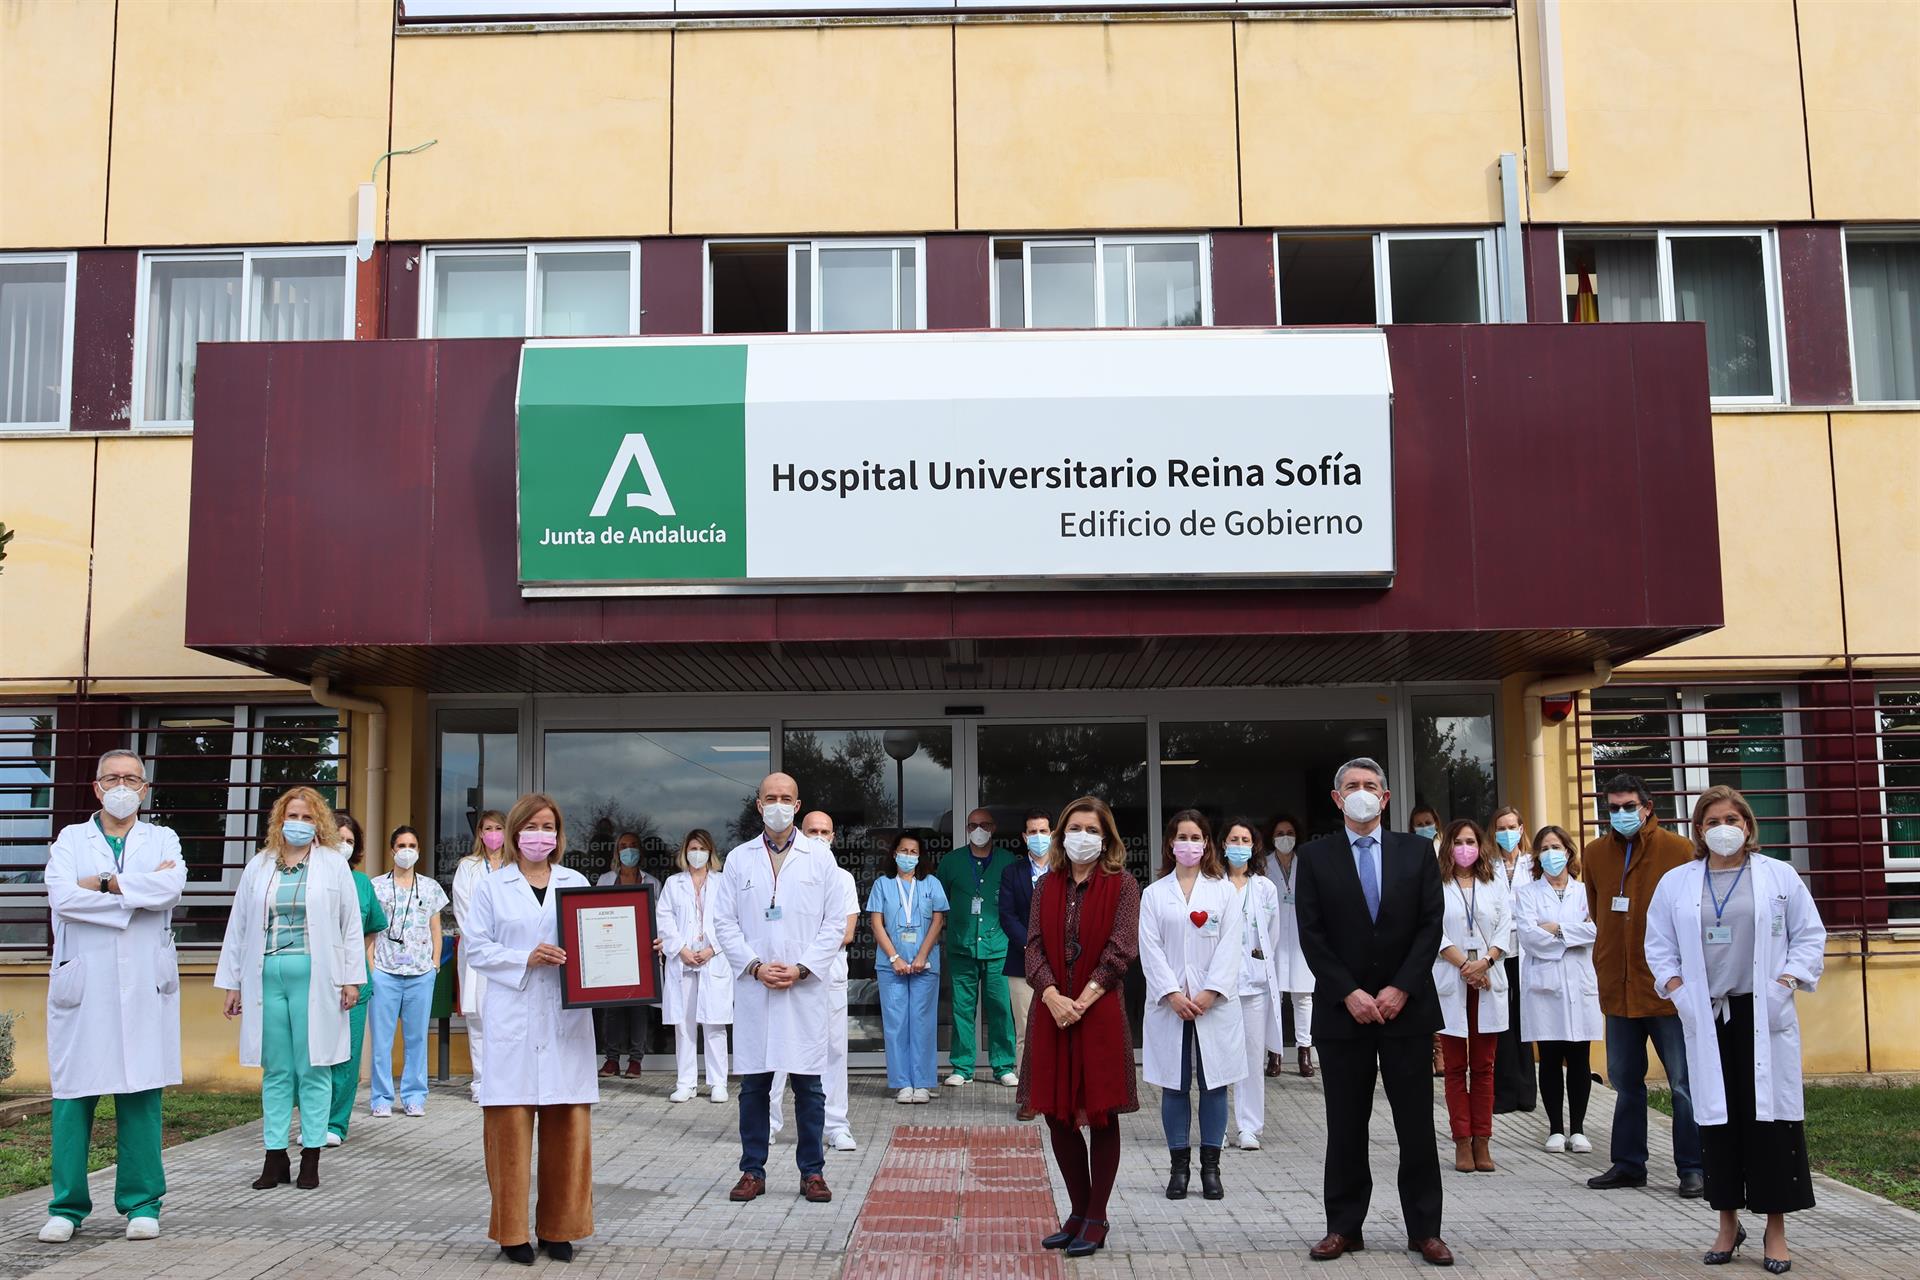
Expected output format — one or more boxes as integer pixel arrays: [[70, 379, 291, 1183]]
[[1276, 236, 1375, 325], [782, 726, 954, 1055], [143, 711, 239, 900], [1029, 244, 1096, 328], [1563, 236, 1659, 323], [1129, 242, 1203, 327], [435, 708, 521, 889], [1386, 237, 1486, 323], [431, 253, 526, 338], [793, 245, 811, 333], [1846, 238, 1920, 402], [1880, 692, 1920, 869], [818, 246, 896, 332], [993, 242, 1025, 327], [0, 713, 56, 913], [252, 712, 345, 824], [1669, 235, 1773, 397], [1159, 719, 1392, 846], [1702, 692, 1789, 855], [1589, 689, 1683, 825], [144, 258, 242, 421], [897, 247, 917, 328], [709, 244, 790, 335], [535, 250, 631, 337], [0, 261, 68, 424], [1102, 243, 1130, 326], [248, 255, 348, 341], [1410, 695, 1498, 830]]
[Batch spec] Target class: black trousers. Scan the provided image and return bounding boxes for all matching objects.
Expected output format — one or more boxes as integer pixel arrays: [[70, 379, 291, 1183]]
[[1536, 1040, 1592, 1135], [1317, 1034, 1443, 1241], [1492, 957, 1536, 1113], [1700, 994, 1815, 1215]]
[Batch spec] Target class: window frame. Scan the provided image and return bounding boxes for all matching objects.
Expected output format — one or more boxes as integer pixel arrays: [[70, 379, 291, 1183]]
[[1840, 226, 1920, 408], [702, 237, 927, 335], [990, 233, 1213, 330], [1270, 229, 1499, 328], [418, 241, 642, 340], [0, 252, 78, 431], [1876, 687, 1920, 903], [133, 245, 356, 430]]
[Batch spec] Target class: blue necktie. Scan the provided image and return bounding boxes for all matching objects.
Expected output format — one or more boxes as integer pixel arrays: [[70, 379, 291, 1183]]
[[1355, 836, 1380, 922]]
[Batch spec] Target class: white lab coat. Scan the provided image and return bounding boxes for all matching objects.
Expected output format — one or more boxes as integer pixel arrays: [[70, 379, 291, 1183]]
[[711, 833, 845, 1076], [1140, 871, 1247, 1090], [451, 855, 501, 1017], [1489, 853, 1533, 955], [44, 819, 187, 1099], [1513, 875, 1604, 1043], [829, 865, 859, 990], [1432, 873, 1511, 1038], [465, 863, 600, 1107], [1263, 854, 1315, 992], [1231, 875, 1287, 1044], [215, 846, 367, 1068], [1644, 855, 1825, 1126], [657, 869, 733, 1026]]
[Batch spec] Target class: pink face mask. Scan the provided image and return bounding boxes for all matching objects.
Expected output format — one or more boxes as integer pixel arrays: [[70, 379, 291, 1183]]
[[1172, 839, 1206, 867], [1451, 844, 1480, 868], [480, 830, 505, 852], [518, 830, 558, 861]]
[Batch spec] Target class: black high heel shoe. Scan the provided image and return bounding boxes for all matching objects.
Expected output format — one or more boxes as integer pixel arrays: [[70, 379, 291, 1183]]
[[1703, 1224, 1746, 1265], [1042, 1215, 1085, 1249], [498, 1243, 536, 1265], [1763, 1258, 1791, 1275], [1064, 1219, 1108, 1259]]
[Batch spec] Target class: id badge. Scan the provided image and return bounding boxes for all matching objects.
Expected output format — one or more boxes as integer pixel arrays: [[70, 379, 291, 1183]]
[[971, 897, 984, 916], [1464, 949, 1479, 962], [764, 905, 783, 922], [1282, 891, 1295, 905], [1611, 895, 1631, 913], [1201, 919, 1221, 938], [1770, 914, 1785, 938], [1705, 925, 1732, 945], [899, 928, 919, 945]]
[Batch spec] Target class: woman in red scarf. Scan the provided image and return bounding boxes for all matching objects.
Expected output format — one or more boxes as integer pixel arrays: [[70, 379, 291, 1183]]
[[1018, 796, 1141, 1259]]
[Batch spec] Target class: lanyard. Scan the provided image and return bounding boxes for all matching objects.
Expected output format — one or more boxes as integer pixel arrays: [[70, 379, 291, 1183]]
[[1453, 878, 1478, 940], [387, 876, 418, 940], [1275, 857, 1294, 892], [765, 832, 795, 906], [265, 859, 307, 933], [693, 875, 706, 941], [1617, 838, 1636, 900], [896, 875, 918, 924], [95, 817, 128, 872], [1706, 860, 1747, 925]]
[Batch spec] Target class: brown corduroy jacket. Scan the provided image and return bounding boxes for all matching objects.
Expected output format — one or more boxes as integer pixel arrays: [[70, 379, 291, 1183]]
[[1581, 815, 1697, 1019]]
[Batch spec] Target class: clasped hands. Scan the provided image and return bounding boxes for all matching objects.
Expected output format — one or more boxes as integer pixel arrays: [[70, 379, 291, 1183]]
[[1166, 990, 1219, 1022], [1343, 985, 1410, 1025], [1043, 982, 1103, 1028]]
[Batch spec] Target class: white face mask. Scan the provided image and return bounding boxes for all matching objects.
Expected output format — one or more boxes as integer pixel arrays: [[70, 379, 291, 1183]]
[[100, 785, 143, 821], [1703, 825, 1747, 857], [1272, 835, 1297, 855], [968, 826, 992, 849], [1341, 790, 1383, 824], [761, 802, 795, 832], [393, 848, 419, 870], [1063, 831, 1104, 863], [687, 847, 711, 869]]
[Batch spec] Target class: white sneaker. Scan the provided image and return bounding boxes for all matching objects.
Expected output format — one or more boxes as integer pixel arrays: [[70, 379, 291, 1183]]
[[1544, 1133, 1567, 1153], [997, 1072, 1019, 1087], [324, 1132, 343, 1148], [37, 1217, 74, 1244], [1568, 1133, 1592, 1153], [670, 1086, 697, 1103], [403, 1104, 425, 1118], [125, 1217, 159, 1241], [912, 1088, 931, 1104], [710, 1085, 728, 1104], [469, 1085, 482, 1104], [1237, 1131, 1261, 1150], [944, 1073, 969, 1087], [829, 1130, 859, 1152], [897, 1087, 916, 1104], [369, 1104, 392, 1118]]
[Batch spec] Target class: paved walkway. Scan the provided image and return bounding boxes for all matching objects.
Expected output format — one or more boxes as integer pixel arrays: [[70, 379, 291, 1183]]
[[2, 1065, 1915, 1278]]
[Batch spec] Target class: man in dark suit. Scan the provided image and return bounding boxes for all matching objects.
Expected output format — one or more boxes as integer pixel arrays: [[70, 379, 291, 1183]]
[[997, 807, 1052, 1121], [1295, 758, 1452, 1267]]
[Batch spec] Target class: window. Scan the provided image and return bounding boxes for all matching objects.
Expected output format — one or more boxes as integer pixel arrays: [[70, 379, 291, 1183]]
[[992, 236, 1208, 329], [0, 709, 55, 951], [421, 243, 640, 339], [1880, 690, 1920, 923], [1411, 694, 1498, 827], [0, 254, 76, 428], [1273, 231, 1497, 326], [706, 239, 923, 334], [1846, 233, 1920, 403], [1561, 230, 1782, 402], [435, 707, 521, 882], [136, 248, 353, 427]]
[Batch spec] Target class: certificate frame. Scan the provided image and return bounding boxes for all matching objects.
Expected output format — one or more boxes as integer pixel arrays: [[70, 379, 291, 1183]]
[[555, 884, 663, 1009]]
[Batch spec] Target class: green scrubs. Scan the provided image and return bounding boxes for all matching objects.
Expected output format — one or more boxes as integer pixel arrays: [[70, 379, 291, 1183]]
[[260, 864, 332, 1150], [934, 846, 1019, 1077], [48, 1089, 165, 1226], [328, 869, 386, 1140]]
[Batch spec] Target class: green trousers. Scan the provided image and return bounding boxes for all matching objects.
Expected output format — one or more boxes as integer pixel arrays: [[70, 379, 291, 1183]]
[[328, 986, 371, 1139], [262, 952, 333, 1149], [947, 952, 1016, 1076], [48, 1090, 165, 1226]]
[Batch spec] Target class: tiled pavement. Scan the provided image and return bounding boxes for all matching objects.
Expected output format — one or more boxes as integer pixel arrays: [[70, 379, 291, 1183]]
[[2, 1063, 1916, 1278]]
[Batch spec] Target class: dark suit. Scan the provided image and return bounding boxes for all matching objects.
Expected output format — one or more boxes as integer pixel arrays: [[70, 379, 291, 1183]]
[[997, 859, 1039, 979], [1295, 826, 1446, 1242]]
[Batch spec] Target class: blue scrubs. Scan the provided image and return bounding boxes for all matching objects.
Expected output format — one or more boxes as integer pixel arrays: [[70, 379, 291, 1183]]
[[868, 874, 950, 1090]]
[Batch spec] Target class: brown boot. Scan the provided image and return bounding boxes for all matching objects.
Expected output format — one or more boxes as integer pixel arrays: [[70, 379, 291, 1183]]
[[251, 1148, 291, 1189], [1297, 1046, 1315, 1078], [1432, 1036, 1446, 1078], [1472, 1136, 1496, 1173], [1264, 1051, 1283, 1079], [1453, 1139, 1474, 1172], [296, 1147, 321, 1189]]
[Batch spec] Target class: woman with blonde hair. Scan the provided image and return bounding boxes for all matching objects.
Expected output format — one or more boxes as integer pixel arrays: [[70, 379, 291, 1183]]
[[452, 809, 508, 1103], [214, 787, 365, 1191], [1487, 806, 1536, 1114], [465, 794, 597, 1266], [659, 829, 733, 1103]]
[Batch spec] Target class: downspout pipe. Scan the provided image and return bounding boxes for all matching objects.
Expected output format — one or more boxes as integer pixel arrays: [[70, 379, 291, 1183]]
[[1524, 659, 1614, 828], [311, 675, 388, 875]]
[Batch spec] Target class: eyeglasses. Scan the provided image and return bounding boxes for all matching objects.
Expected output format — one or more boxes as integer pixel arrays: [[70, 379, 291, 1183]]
[[97, 774, 147, 789], [1605, 801, 1644, 814]]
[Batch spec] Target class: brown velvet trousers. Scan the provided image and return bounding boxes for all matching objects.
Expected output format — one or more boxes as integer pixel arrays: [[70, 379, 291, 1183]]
[[483, 1104, 593, 1246]]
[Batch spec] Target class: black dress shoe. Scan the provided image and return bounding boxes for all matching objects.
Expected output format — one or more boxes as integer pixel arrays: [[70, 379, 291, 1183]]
[[1677, 1171, 1705, 1199], [1704, 1224, 1747, 1264], [1586, 1164, 1647, 1190], [1763, 1257, 1791, 1274], [1064, 1219, 1108, 1258], [1042, 1215, 1085, 1249], [539, 1239, 573, 1263], [498, 1243, 536, 1265]]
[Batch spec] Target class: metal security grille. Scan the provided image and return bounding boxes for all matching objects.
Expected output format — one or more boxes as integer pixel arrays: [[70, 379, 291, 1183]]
[[0, 698, 346, 954]]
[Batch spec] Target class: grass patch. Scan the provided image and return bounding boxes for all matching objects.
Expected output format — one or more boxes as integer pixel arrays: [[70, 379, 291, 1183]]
[[0, 1091, 260, 1200], [1651, 1084, 1920, 1211]]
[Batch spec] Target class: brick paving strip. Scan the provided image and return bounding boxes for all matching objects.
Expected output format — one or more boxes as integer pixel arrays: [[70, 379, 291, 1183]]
[[843, 1125, 1060, 1280]]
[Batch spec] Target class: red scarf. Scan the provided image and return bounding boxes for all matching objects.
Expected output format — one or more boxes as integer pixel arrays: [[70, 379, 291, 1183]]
[[1027, 867, 1131, 1125]]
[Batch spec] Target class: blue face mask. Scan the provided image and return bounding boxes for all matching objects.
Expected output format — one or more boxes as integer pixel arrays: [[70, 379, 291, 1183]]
[[1494, 829, 1522, 853], [1024, 834, 1051, 857], [281, 819, 316, 847], [1413, 824, 1438, 841], [1610, 808, 1644, 838], [619, 847, 640, 867], [895, 854, 919, 873], [1223, 843, 1253, 867], [1538, 849, 1569, 877]]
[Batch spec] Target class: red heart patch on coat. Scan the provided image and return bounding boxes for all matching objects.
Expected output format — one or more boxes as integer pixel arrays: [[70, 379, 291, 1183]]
[[1190, 911, 1209, 928]]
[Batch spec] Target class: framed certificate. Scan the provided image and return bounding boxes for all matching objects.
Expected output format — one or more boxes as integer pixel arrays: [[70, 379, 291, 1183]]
[[555, 884, 662, 1009]]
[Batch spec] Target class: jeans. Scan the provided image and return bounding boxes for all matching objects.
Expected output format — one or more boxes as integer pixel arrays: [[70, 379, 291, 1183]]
[[1604, 1012, 1702, 1176], [369, 968, 436, 1109], [739, 1071, 824, 1180], [1159, 1022, 1228, 1150]]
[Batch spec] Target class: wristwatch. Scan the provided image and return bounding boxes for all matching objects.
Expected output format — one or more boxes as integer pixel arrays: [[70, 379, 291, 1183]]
[[795, 964, 812, 981], [1780, 975, 1800, 990], [98, 871, 115, 895]]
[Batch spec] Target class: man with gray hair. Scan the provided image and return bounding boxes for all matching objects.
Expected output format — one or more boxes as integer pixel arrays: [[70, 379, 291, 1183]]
[[38, 750, 186, 1244]]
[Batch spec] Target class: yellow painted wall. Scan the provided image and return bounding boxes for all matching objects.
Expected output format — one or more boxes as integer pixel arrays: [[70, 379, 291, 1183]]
[[1237, 17, 1520, 228], [390, 31, 673, 241], [954, 22, 1238, 232], [0, 440, 94, 682], [1796, 0, 1920, 221], [0, 0, 113, 249], [1831, 413, 1920, 657], [674, 26, 955, 236], [106, 0, 392, 247], [1519, 0, 1812, 223]]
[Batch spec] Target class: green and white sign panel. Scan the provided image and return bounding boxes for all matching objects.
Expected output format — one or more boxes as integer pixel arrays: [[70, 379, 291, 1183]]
[[516, 329, 1394, 595]]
